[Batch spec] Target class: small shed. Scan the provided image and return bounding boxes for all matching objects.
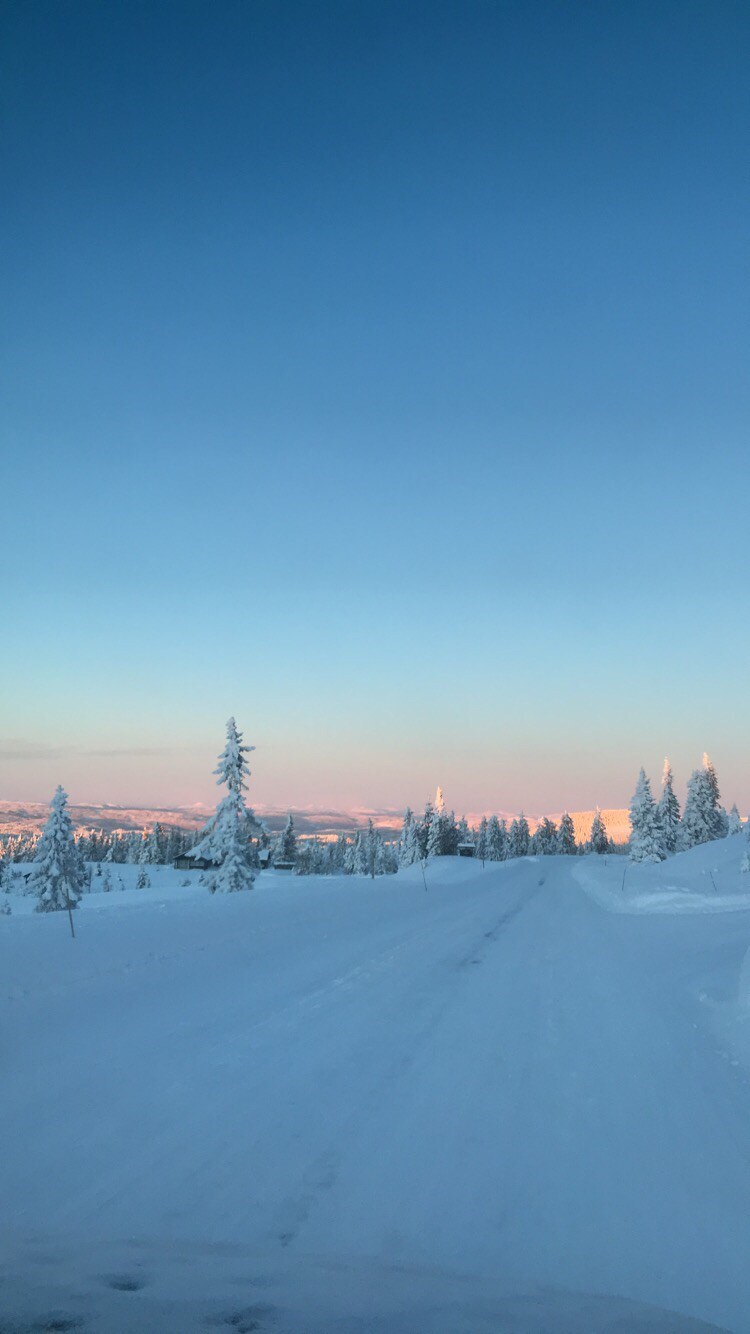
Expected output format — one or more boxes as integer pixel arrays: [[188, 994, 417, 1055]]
[[457, 843, 476, 858], [258, 848, 271, 869], [273, 860, 296, 872]]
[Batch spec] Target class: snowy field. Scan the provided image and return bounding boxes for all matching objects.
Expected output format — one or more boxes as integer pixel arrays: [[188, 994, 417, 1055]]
[[4, 844, 750, 1332]]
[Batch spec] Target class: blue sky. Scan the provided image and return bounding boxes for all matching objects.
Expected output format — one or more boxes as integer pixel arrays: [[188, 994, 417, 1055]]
[[2, 0, 749, 815]]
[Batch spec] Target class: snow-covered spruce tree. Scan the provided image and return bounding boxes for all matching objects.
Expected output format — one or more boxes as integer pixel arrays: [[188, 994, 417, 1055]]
[[400, 809, 421, 866], [475, 816, 489, 864], [356, 831, 370, 875], [589, 808, 608, 855], [533, 817, 558, 855], [364, 819, 385, 878], [486, 814, 505, 861], [417, 799, 434, 860], [558, 811, 577, 855], [278, 813, 298, 864], [629, 769, 666, 863], [702, 754, 724, 837], [426, 811, 442, 859], [141, 825, 160, 864], [657, 758, 681, 854], [136, 865, 150, 890], [728, 804, 742, 836], [343, 836, 357, 875], [29, 786, 86, 914], [191, 718, 257, 893], [681, 766, 719, 848], [509, 814, 530, 858], [440, 811, 460, 856]]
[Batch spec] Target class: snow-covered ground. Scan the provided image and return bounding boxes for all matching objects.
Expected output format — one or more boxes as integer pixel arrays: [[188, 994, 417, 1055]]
[[3, 846, 750, 1332]]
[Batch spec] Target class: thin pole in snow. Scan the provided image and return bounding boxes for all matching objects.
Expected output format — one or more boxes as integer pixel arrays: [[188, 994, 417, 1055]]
[[709, 870, 719, 893], [621, 865, 627, 894], [420, 859, 428, 892], [64, 880, 75, 939]]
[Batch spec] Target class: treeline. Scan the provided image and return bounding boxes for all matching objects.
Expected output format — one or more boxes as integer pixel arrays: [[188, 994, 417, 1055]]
[[398, 799, 609, 865], [289, 820, 398, 877], [0, 823, 200, 867]]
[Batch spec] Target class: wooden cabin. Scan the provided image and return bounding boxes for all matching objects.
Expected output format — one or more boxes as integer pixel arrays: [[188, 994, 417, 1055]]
[[173, 853, 218, 871]]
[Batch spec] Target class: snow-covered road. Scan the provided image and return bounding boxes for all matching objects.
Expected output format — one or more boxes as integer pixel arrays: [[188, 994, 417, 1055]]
[[3, 855, 750, 1331]]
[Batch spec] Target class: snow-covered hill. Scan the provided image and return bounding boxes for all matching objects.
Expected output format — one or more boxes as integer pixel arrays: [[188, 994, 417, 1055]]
[[3, 844, 750, 1331]]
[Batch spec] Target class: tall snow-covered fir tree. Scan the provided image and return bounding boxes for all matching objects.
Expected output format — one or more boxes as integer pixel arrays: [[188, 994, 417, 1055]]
[[728, 804, 742, 836], [681, 763, 721, 848], [486, 815, 506, 860], [657, 758, 681, 854], [702, 754, 723, 835], [589, 808, 608, 855], [629, 769, 665, 863], [364, 819, 385, 877], [29, 786, 87, 914], [426, 810, 442, 859], [558, 811, 577, 855], [509, 813, 530, 858], [475, 816, 488, 863], [191, 718, 258, 893], [417, 799, 435, 860], [277, 813, 298, 864], [532, 817, 558, 855], [399, 808, 421, 866]]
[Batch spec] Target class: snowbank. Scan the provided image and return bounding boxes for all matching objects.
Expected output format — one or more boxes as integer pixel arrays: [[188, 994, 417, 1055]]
[[574, 834, 750, 915]]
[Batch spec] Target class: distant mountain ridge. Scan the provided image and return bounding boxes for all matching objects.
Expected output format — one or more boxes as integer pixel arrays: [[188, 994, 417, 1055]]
[[0, 800, 631, 843]]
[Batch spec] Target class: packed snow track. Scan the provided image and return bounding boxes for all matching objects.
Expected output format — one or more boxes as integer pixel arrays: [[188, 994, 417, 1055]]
[[3, 852, 750, 1331]]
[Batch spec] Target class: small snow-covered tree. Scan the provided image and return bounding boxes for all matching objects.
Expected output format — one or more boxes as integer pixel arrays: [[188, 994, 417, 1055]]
[[657, 758, 681, 854], [29, 786, 86, 916], [629, 769, 665, 863], [589, 808, 608, 855], [558, 811, 577, 855], [136, 865, 150, 889], [192, 718, 257, 893]]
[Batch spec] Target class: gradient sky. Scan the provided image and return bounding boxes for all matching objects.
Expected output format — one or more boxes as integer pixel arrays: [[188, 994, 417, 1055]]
[[2, 0, 749, 817]]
